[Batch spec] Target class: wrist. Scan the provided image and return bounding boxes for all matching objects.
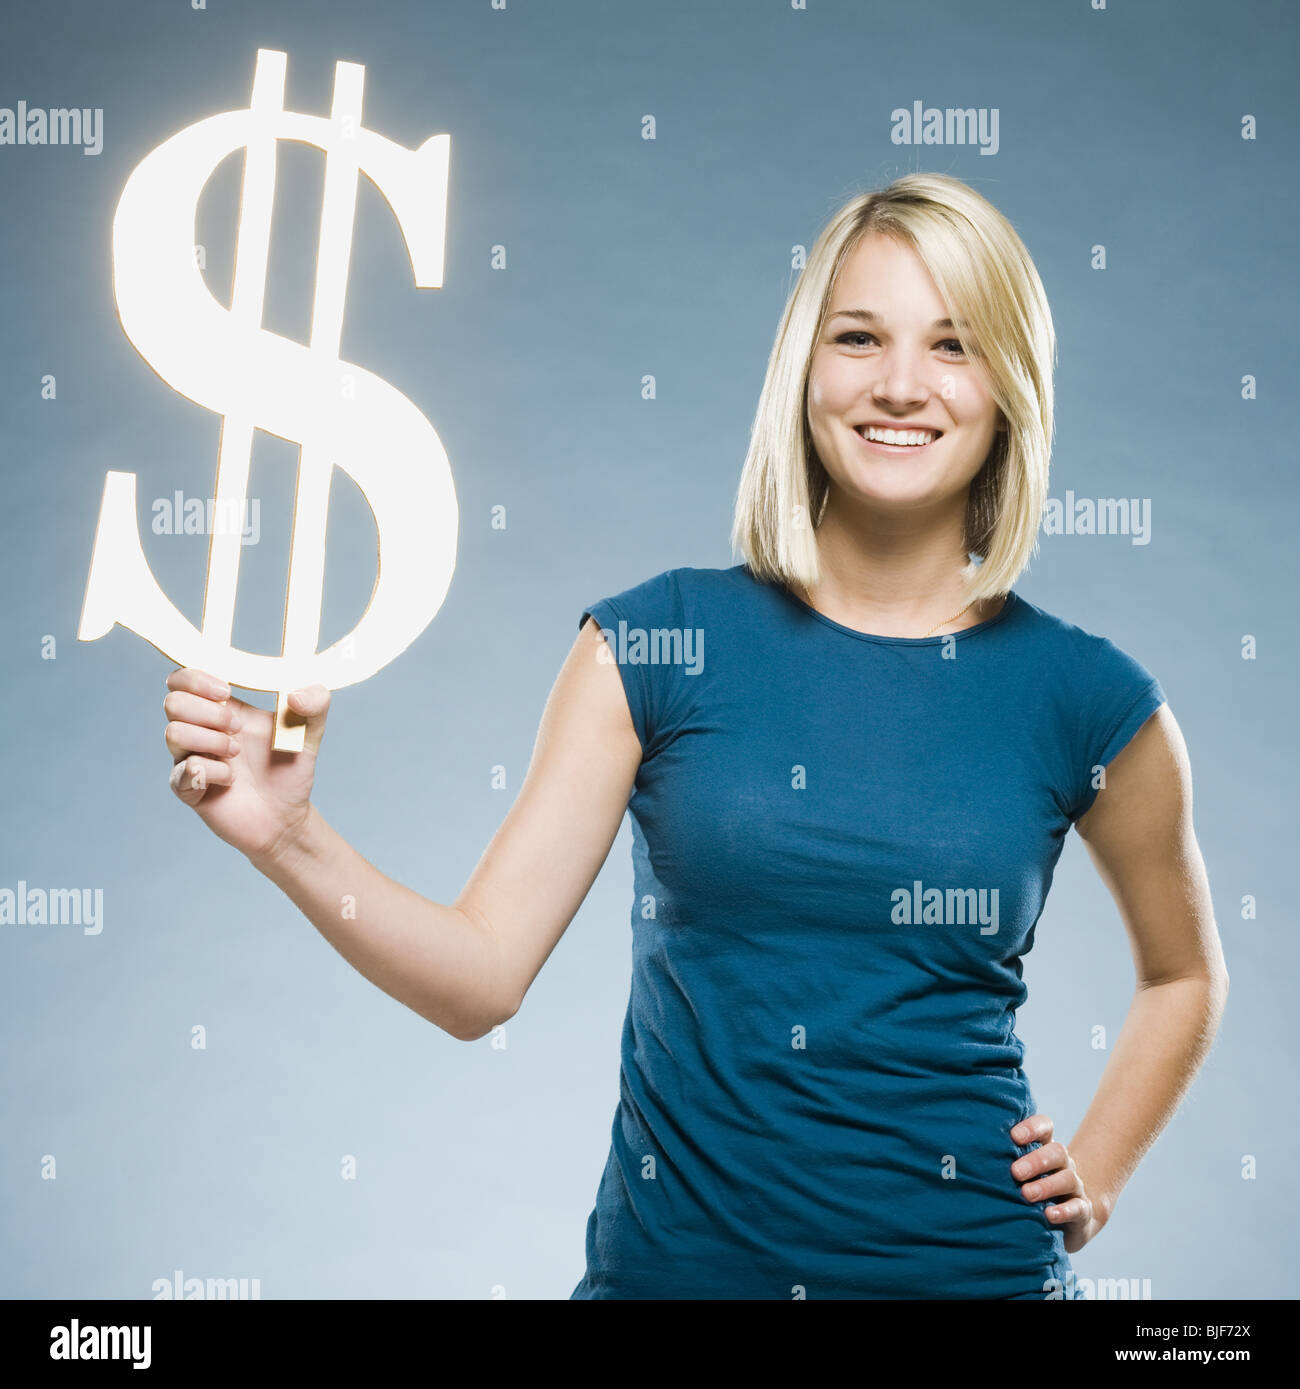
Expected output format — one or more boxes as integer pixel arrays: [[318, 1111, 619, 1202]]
[[1089, 1184, 1117, 1232], [1069, 1142, 1119, 1230], [250, 803, 324, 882]]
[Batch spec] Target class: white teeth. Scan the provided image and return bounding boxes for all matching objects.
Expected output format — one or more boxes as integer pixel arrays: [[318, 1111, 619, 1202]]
[[860, 425, 938, 446]]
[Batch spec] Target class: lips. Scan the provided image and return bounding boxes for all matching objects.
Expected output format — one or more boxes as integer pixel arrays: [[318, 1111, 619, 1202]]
[[854, 423, 943, 450]]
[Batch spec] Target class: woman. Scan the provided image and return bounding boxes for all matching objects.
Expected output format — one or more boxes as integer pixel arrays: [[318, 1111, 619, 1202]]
[[162, 173, 1228, 1300]]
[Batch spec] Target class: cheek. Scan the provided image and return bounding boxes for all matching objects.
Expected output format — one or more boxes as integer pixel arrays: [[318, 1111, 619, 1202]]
[[948, 379, 998, 430], [807, 370, 834, 414], [947, 364, 1000, 421], [808, 361, 855, 417]]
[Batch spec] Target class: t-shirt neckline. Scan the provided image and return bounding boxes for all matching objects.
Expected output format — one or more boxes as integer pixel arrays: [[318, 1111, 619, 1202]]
[[776, 581, 1019, 646]]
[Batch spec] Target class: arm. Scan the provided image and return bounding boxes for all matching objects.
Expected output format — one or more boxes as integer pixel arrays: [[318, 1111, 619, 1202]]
[[167, 615, 641, 1042], [1010, 704, 1229, 1250]]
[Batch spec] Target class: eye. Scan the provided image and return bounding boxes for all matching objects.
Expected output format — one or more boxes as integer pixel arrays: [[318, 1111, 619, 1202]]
[[834, 331, 968, 358]]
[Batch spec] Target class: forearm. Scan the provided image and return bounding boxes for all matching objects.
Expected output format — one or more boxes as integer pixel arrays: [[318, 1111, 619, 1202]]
[[250, 804, 507, 1041], [1067, 971, 1228, 1224]]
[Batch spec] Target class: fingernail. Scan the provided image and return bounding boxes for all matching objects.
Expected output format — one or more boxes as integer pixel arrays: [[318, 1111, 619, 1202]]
[[227, 737, 240, 756], [229, 713, 243, 732], [214, 683, 231, 700]]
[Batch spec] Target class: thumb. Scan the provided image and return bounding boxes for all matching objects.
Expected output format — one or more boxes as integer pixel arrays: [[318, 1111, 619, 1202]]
[[286, 684, 331, 754]]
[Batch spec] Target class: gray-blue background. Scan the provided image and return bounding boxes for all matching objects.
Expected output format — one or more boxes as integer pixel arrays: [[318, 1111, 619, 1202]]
[[1, 0, 1294, 1299]]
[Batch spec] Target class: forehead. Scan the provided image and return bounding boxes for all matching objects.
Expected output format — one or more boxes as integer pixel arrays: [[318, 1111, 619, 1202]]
[[828, 233, 947, 315]]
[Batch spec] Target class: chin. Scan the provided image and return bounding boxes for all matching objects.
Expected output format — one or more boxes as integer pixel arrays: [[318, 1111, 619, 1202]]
[[833, 468, 951, 510]]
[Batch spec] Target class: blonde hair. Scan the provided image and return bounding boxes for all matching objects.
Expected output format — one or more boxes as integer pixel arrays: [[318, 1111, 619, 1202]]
[[730, 172, 1055, 605]]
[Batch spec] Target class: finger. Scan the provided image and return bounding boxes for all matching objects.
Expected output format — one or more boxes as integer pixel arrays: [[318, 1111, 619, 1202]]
[[1011, 1139, 1069, 1182], [165, 721, 241, 761], [166, 668, 233, 701], [286, 684, 330, 754], [164, 689, 243, 733], [1011, 1114, 1053, 1147], [1045, 1195, 1092, 1227], [1020, 1164, 1082, 1203], [169, 754, 234, 802]]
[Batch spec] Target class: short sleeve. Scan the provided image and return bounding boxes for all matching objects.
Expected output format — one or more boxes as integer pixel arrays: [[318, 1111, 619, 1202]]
[[579, 568, 697, 760], [1067, 635, 1167, 823]]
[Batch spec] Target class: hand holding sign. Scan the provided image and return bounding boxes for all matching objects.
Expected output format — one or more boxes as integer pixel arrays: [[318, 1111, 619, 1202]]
[[163, 670, 330, 866]]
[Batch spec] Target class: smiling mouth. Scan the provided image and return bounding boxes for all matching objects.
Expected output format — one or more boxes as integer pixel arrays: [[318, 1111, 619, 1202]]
[[855, 424, 943, 448]]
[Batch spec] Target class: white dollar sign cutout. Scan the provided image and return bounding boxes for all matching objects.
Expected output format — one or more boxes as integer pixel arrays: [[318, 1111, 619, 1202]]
[[79, 48, 458, 750]]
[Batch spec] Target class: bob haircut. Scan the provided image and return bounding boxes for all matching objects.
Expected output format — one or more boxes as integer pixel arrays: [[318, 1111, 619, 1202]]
[[730, 172, 1056, 607]]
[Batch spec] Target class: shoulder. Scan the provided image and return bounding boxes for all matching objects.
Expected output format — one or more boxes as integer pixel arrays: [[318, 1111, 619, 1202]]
[[1007, 592, 1161, 695], [576, 567, 743, 756], [1010, 594, 1168, 822], [1006, 590, 1109, 658], [620, 564, 757, 602], [579, 564, 759, 631]]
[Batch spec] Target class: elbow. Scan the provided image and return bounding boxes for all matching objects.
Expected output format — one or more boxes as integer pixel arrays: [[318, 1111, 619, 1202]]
[[1195, 964, 1231, 1018], [450, 905, 522, 1042], [1140, 961, 1229, 998], [455, 991, 522, 1044], [1211, 968, 1229, 1031], [1207, 952, 1230, 1004]]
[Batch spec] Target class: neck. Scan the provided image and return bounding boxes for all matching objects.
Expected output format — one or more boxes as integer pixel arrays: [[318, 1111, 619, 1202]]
[[797, 489, 1000, 638]]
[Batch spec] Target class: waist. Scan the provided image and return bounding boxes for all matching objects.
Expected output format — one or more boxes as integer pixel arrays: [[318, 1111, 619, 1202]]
[[583, 1094, 1069, 1299]]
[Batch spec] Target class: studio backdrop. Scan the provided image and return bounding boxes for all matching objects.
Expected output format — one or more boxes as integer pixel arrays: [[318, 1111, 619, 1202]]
[[0, 0, 1294, 1300]]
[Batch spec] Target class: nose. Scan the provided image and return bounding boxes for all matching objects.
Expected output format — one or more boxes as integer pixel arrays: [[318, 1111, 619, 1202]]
[[869, 344, 934, 412]]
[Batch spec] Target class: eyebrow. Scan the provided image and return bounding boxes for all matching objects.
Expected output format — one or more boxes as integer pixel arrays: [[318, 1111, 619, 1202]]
[[827, 309, 961, 330]]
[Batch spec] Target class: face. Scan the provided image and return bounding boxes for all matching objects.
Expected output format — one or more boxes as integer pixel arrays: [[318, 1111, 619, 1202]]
[[806, 231, 1005, 518]]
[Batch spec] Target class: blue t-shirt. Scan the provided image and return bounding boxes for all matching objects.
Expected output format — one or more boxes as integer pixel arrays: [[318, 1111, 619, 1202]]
[[570, 564, 1166, 1300]]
